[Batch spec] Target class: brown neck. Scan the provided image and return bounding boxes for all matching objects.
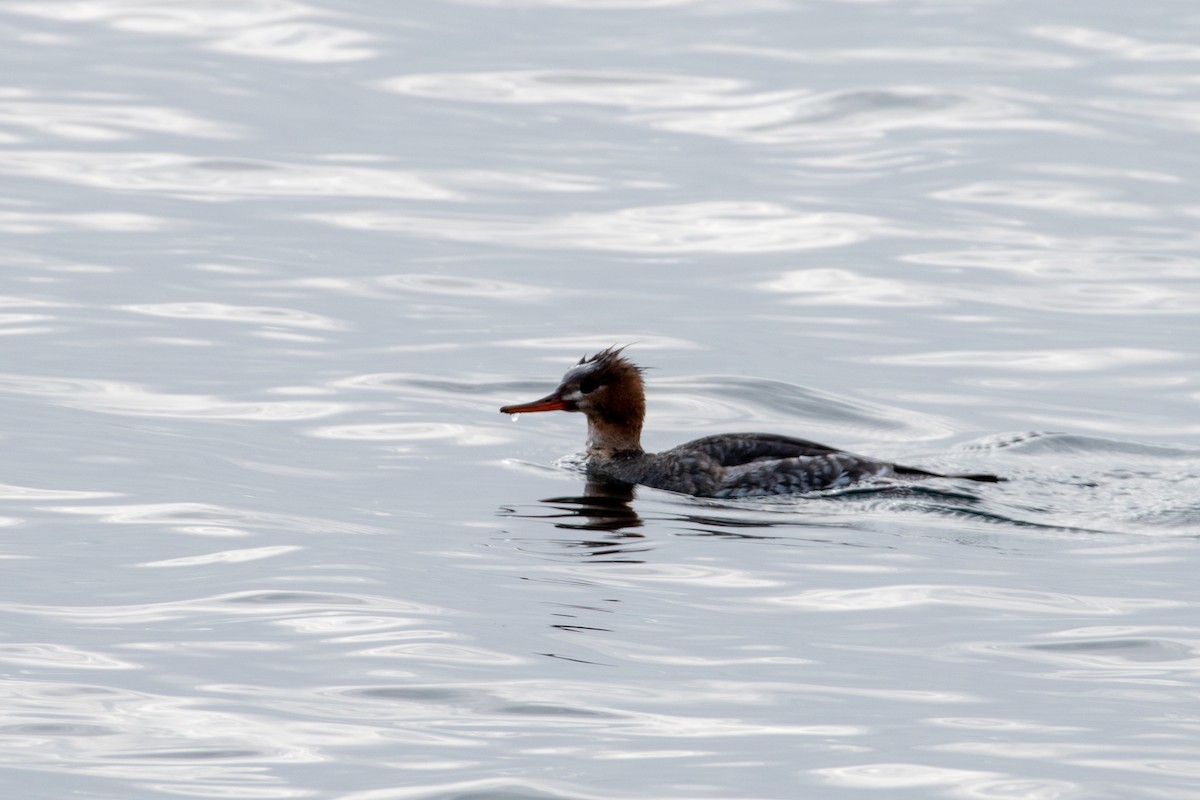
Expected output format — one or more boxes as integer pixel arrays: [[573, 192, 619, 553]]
[[585, 412, 644, 458]]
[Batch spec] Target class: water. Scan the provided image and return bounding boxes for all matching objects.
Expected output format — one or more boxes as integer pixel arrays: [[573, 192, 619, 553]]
[[2, 1, 1199, 798]]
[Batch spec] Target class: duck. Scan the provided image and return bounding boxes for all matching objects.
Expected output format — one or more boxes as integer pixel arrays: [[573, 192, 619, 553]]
[[500, 347, 1001, 498]]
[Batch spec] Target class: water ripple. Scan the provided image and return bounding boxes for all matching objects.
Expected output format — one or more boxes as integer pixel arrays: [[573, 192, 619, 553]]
[[758, 268, 941, 307], [4, 590, 441, 625], [379, 69, 746, 107], [965, 626, 1200, 681], [309, 422, 509, 446], [295, 273, 556, 302], [42, 501, 379, 536], [0, 92, 238, 141], [1031, 25, 1200, 61], [932, 181, 1158, 218], [136, 545, 303, 568], [0, 482, 118, 500], [812, 762, 1002, 789], [340, 778, 623, 800], [865, 348, 1188, 372], [380, 69, 1093, 143], [307, 202, 884, 254], [3, 0, 376, 62], [0, 152, 459, 201], [632, 86, 1092, 143], [0, 643, 136, 670], [122, 302, 346, 331], [755, 259, 1200, 316], [767, 585, 1178, 615], [207, 20, 375, 63], [1089, 96, 1200, 133], [0, 373, 357, 420], [0, 211, 171, 233], [652, 374, 961, 442], [0, 679, 336, 793], [926, 717, 1086, 734], [0, 151, 620, 202], [699, 43, 1079, 69], [815, 764, 1083, 798]]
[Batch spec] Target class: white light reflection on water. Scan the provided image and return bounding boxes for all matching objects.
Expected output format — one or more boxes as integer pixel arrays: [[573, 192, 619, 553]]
[[293, 273, 558, 302], [39, 502, 380, 536], [696, 43, 1079, 69], [758, 268, 941, 307], [0, 152, 455, 201], [136, 545, 303, 568], [309, 421, 509, 446], [381, 70, 1094, 143], [3, 0, 376, 62], [122, 302, 347, 331], [3, 589, 439, 625], [752, 255, 1200, 316], [765, 584, 1179, 615], [631, 87, 1093, 143], [379, 70, 748, 108], [0, 211, 171, 233], [0, 151, 618, 201], [931, 181, 1159, 219], [0, 373, 357, 420], [867, 348, 1187, 372], [1030, 25, 1200, 61], [0, 91, 239, 141], [307, 202, 882, 253], [0, 643, 137, 670], [0, 482, 117, 500], [965, 627, 1200, 679], [813, 765, 1094, 800]]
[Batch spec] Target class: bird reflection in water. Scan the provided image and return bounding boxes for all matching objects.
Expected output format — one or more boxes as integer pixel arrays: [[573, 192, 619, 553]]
[[498, 478, 648, 561], [497, 476, 813, 563], [539, 479, 643, 531]]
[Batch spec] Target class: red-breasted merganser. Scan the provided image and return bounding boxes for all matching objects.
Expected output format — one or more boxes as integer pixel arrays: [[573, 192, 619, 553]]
[[500, 347, 1002, 498]]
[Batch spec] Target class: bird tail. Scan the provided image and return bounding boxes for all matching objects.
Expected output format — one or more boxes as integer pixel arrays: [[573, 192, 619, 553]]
[[944, 472, 1005, 483], [895, 466, 1005, 483]]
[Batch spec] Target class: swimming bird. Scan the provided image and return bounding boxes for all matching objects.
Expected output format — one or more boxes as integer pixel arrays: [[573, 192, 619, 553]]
[[499, 347, 1002, 498]]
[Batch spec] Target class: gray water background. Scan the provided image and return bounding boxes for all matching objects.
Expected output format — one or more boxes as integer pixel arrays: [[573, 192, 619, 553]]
[[2, 1, 1200, 798]]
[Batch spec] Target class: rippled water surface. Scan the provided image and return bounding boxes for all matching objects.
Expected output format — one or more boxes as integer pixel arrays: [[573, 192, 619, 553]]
[[3, 1, 1200, 798]]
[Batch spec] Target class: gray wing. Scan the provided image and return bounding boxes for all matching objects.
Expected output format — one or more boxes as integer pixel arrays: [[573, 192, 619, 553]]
[[711, 452, 894, 498], [671, 433, 847, 467]]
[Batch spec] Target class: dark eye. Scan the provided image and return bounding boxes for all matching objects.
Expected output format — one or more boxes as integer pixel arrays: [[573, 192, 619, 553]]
[[579, 375, 600, 394]]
